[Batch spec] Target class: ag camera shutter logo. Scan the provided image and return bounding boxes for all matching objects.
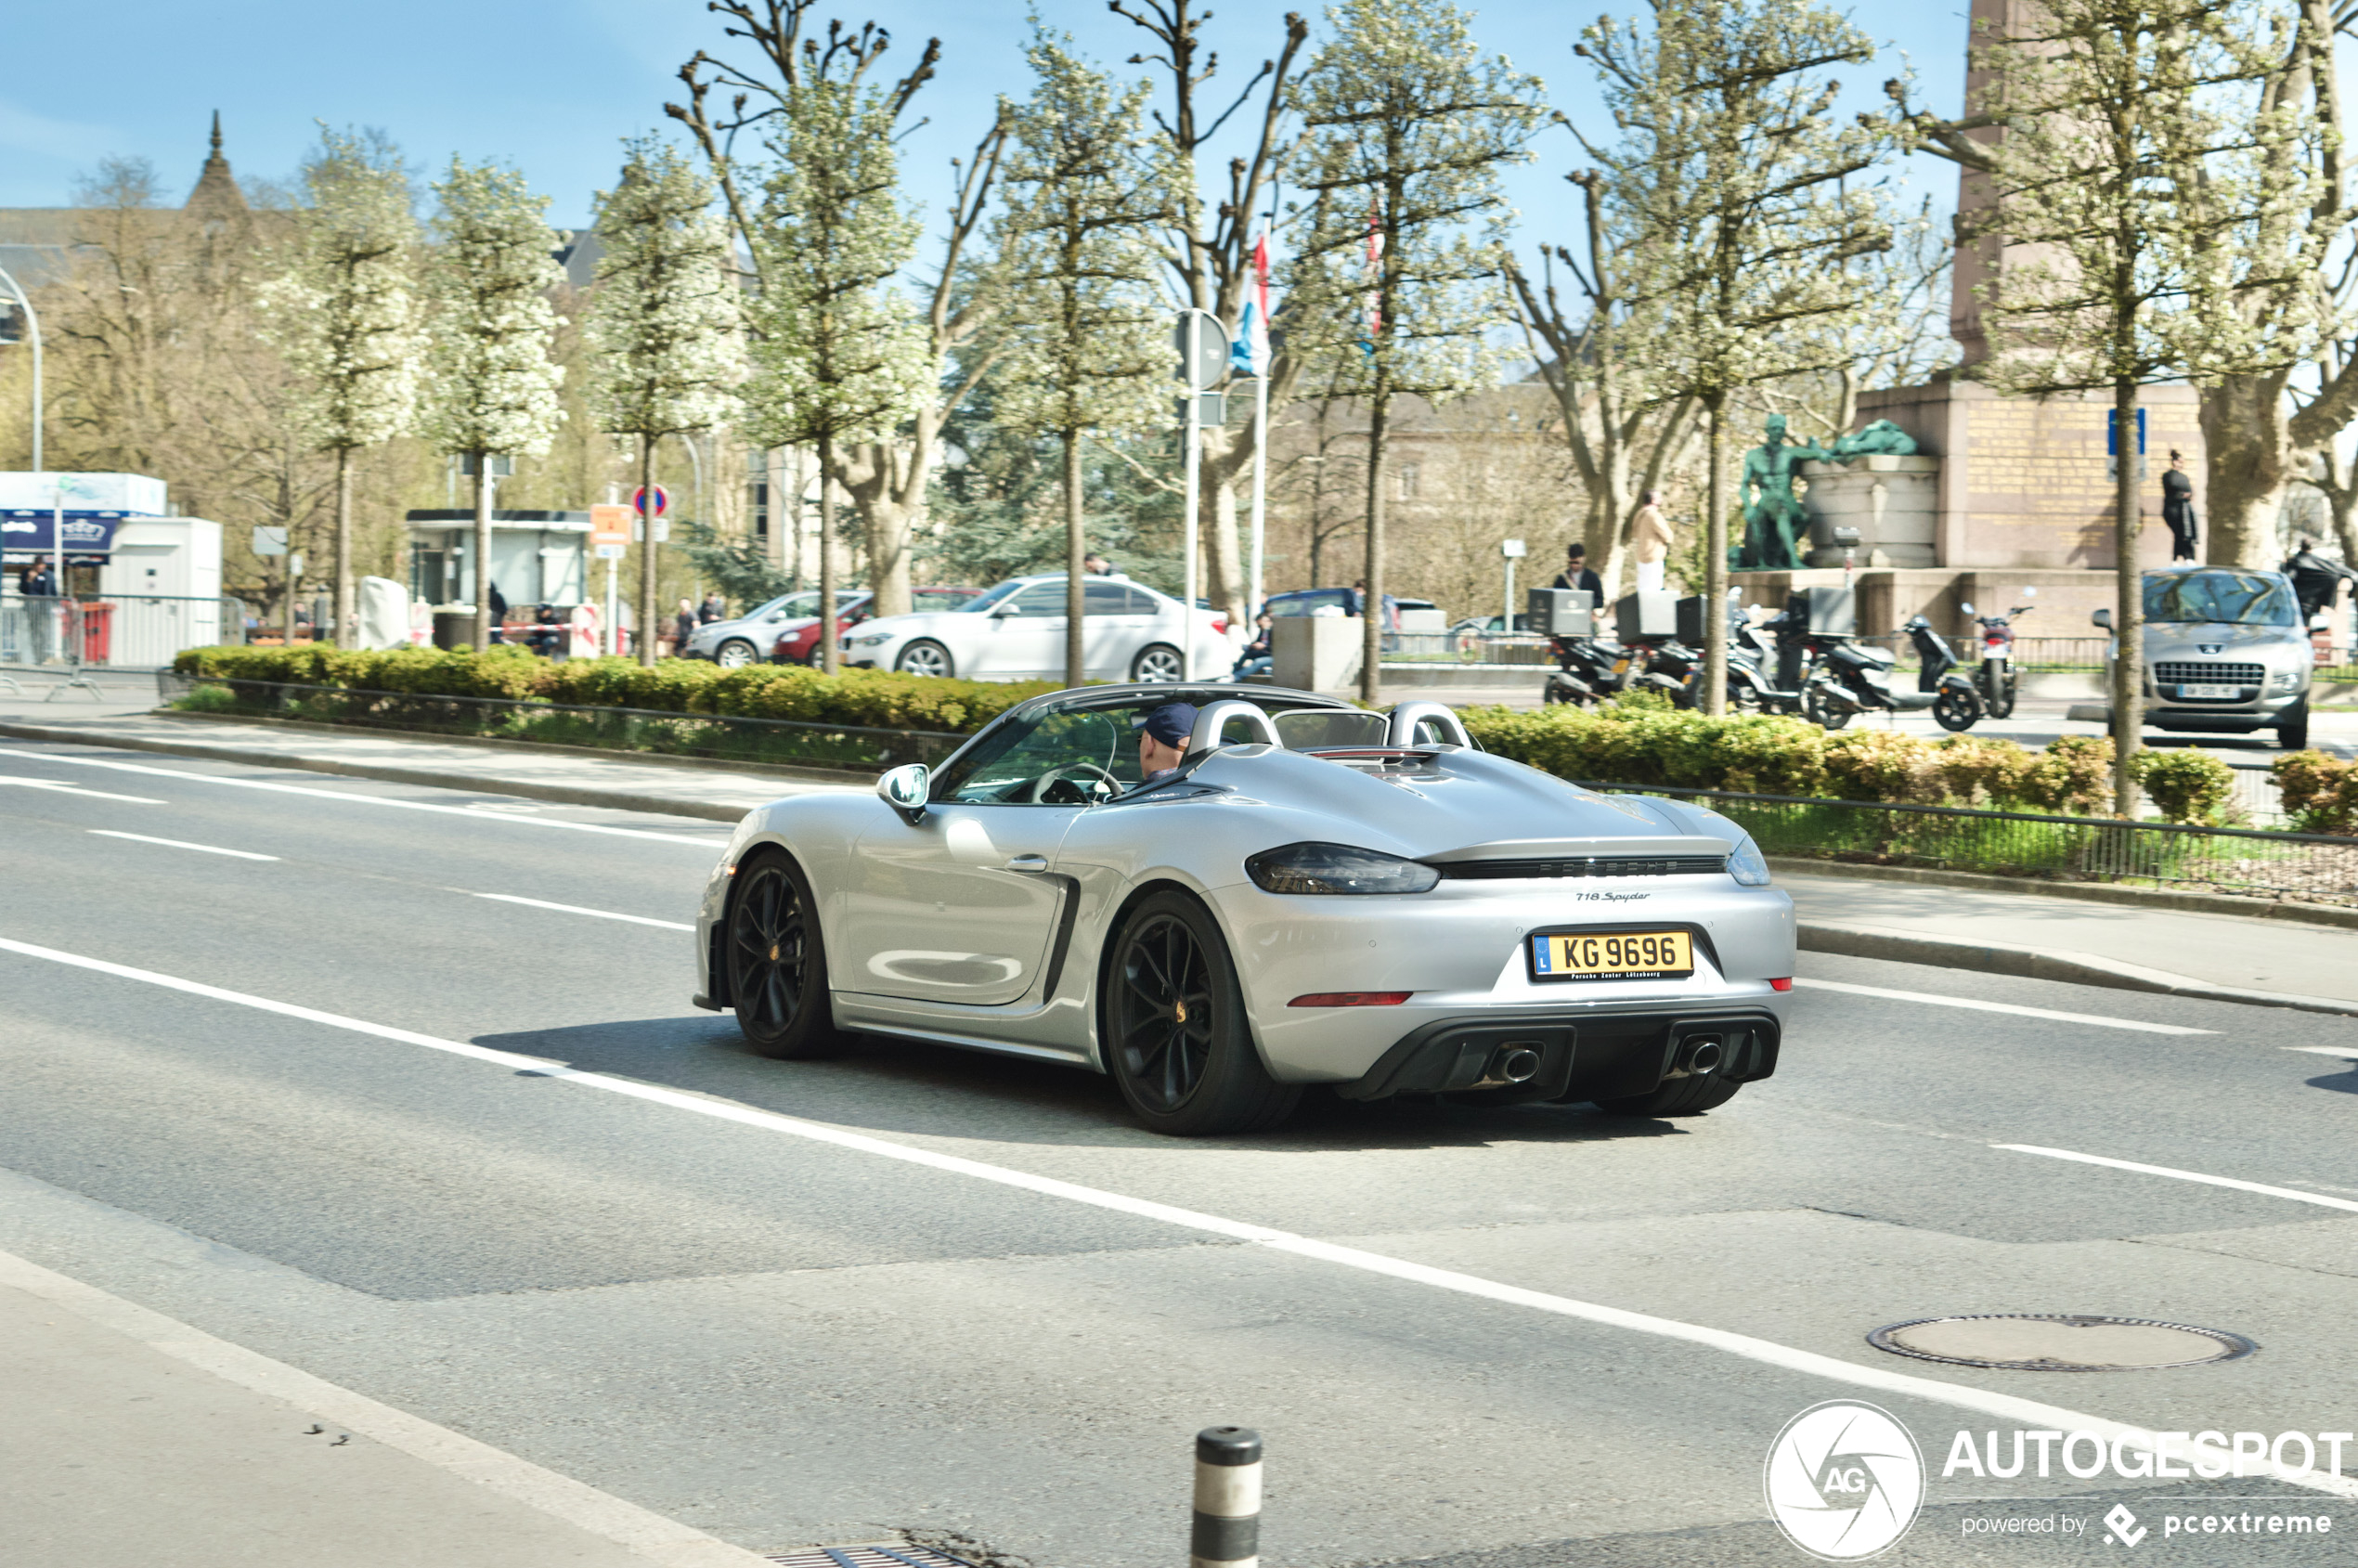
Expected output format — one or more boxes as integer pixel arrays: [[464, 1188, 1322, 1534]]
[[1764, 1401, 1924, 1560]]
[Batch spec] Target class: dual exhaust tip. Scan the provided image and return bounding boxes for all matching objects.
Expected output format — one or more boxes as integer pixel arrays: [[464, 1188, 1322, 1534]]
[[1479, 1035, 1725, 1090]]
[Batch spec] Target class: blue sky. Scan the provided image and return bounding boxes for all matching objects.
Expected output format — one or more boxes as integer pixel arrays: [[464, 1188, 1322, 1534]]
[[1, 1, 1967, 236]]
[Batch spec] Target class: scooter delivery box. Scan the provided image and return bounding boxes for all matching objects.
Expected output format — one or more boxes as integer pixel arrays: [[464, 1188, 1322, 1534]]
[[1790, 586, 1857, 638], [1614, 590, 1679, 641], [1526, 587, 1595, 637], [1675, 595, 1711, 645]]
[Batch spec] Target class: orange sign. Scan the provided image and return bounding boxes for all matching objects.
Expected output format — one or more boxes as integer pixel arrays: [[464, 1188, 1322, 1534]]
[[589, 504, 633, 549]]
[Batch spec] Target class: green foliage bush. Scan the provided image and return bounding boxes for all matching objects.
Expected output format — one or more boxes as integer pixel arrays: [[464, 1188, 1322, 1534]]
[[2128, 747, 2236, 825], [2273, 750, 2358, 836], [173, 645, 1056, 734]]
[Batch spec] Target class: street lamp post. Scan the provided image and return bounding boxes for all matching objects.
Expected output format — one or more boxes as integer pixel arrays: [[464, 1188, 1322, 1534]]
[[0, 263, 43, 473]]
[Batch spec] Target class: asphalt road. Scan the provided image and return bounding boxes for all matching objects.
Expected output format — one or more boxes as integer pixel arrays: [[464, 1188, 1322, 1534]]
[[5, 733, 2358, 1567]]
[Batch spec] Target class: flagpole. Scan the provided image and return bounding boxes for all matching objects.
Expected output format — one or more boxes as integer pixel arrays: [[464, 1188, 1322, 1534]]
[[1182, 314, 1201, 679], [1248, 371, 1268, 625]]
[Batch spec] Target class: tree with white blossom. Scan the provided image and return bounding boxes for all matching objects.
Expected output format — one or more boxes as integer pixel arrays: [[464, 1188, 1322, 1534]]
[[587, 139, 743, 667], [421, 158, 567, 651], [261, 126, 423, 647]]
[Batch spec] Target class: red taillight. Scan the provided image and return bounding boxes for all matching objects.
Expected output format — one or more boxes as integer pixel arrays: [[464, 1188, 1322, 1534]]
[[1984, 636, 2005, 647], [1289, 991, 1412, 1007], [1768, 978, 1793, 992]]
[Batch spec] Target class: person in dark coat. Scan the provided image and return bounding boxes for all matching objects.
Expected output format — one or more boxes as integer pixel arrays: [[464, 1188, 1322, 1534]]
[[2161, 450, 2197, 563], [2281, 540, 2358, 622], [1552, 543, 1604, 602]]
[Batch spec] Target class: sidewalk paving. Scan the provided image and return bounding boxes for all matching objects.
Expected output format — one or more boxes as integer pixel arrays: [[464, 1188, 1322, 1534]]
[[0, 1262, 769, 1568], [3, 699, 2351, 1009]]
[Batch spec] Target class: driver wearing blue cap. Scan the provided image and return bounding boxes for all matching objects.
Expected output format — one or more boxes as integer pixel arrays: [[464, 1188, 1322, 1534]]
[[1134, 701, 1198, 785]]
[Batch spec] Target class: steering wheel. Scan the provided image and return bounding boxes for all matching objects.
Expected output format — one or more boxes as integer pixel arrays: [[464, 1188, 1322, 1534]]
[[1023, 762, 1121, 804]]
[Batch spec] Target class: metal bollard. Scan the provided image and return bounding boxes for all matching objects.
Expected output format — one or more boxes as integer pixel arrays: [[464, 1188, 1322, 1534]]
[[1192, 1425, 1263, 1568]]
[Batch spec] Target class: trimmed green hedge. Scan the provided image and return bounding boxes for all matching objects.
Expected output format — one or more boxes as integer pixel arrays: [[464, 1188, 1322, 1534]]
[[1458, 699, 2244, 826], [171, 645, 1057, 734]]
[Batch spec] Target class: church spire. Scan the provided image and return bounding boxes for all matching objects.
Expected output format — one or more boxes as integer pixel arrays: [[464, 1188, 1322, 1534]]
[[187, 110, 248, 218]]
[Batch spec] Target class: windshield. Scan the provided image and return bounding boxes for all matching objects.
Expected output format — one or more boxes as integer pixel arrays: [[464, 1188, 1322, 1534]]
[[2144, 572, 2298, 627], [958, 580, 1030, 614]]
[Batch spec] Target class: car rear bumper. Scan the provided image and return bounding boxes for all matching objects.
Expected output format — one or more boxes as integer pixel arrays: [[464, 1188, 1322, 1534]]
[[1337, 1005, 1780, 1104]]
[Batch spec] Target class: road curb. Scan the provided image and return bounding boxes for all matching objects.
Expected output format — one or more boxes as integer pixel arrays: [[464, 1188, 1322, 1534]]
[[1767, 855, 2358, 932], [1797, 918, 2358, 1018], [0, 719, 763, 824]]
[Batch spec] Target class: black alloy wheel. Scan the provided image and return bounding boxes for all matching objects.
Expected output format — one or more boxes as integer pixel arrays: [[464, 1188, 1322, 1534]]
[[1932, 683, 1982, 732], [726, 851, 847, 1059], [1104, 891, 1298, 1135]]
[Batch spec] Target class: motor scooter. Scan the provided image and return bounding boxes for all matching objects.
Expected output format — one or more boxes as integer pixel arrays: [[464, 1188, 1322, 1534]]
[[1543, 631, 1628, 706], [1801, 615, 1985, 732], [1960, 590, 2036, 719]]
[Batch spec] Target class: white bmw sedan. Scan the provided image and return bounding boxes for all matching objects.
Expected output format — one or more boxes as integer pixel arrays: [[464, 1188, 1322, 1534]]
[[838, 574, 1230, 682]]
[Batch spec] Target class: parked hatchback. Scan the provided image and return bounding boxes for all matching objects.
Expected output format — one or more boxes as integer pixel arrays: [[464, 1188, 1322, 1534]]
[[2098, 566, 2313, 749]]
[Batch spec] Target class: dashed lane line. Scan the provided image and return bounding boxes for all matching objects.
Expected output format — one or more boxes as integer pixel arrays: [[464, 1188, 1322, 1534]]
[[1794, 977, 2212, 1035], [1996, 1144, 2358, 1214], [89, 830, 279, 862], [6, 751, 721, 846], [2, 929, 2347, 1500], [0, 773, 164, 805], [470, 891, 695, 930]]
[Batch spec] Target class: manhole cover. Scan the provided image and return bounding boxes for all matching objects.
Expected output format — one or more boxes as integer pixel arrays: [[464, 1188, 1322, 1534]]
[[769, 1548, 975, 1568], [1868, 1314, 2256, 1371]]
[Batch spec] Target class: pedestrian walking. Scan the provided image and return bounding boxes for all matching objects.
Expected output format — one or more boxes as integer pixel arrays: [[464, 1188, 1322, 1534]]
[[1628, 492, 1676, 593], [698, 591, 726, 624], [20, 561, 59, 664], [2162, 450, 2198, 563], [2281, 540, 2358, 623], [668, 598, 696, 658]]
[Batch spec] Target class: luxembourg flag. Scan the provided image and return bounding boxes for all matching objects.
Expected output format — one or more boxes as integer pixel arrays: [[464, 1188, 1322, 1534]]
[[1231, 232, 1273, 377]]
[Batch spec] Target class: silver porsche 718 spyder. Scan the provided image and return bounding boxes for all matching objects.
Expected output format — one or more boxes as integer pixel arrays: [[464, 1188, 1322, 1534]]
[[693, 683, 1795, 1135]]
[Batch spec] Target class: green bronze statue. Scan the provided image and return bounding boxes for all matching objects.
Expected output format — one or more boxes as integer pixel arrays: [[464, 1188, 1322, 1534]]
[[1734, 416, 1917, 570]]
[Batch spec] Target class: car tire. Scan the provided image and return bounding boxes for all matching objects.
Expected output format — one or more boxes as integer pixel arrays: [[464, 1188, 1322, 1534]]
[[895, 640, 954, 679], [725, 849, 849, 1060], [714, 638, 759, 669], [1132, 643, 1185, 682], [1593, 1070, 1742, 1119], [1103, 890, 1299, 1136], [2278, 702, 2311, 751]]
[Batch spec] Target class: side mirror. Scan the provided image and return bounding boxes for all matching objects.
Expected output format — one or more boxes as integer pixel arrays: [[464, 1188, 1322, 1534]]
[[2091, 607, 2113, 629], [993, 603, 1021, 617], [877, 762, 929, 823], [1960, 602, 1976, 616]]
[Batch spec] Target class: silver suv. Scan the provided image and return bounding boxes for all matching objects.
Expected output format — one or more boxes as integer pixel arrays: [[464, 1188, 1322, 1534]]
[[2097, 566, 2311, 749]]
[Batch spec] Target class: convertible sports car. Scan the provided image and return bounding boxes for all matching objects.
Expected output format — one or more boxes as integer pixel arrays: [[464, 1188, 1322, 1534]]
[[693, 683, 1795, 1135]]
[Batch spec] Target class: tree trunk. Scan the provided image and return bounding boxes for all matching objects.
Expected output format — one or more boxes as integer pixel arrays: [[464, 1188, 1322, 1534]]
[[472, 454, 492, 652], [1065, 430, 1087, 687], [1360, 394, 1389, 706], [637, 435, 659, 667], [2111, 380, 2143, 816], [818, 430, 839, 676], [1207, 474, 1246, 633], [2197, 371, 2293, 568], [1703, 398, 1728, 717], [332, 446, 353, 650]]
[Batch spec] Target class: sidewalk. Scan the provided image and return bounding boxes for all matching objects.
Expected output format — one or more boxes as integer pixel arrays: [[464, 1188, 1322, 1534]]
[[3, 697, 2352, 1011], [0, 1258, 769, 1568], [1781, 866, 2358, 1015]]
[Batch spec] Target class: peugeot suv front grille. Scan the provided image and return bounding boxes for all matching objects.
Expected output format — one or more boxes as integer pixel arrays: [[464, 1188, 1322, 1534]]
[[2153, 661, 2262, 687]]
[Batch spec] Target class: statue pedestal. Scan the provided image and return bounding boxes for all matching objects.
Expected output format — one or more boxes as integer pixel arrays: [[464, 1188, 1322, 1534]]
[[1799, 455, 1939, 567]]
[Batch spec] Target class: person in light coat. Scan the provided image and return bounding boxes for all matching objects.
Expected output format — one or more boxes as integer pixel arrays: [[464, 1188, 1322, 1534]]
[[1629, 491, 1675, 593]]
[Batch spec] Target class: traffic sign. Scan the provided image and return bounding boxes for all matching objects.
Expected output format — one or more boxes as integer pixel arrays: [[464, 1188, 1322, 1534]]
[[253, 525, 288, 556], [1173, 310, 1228, 393], [589, 503, 633, 549], [632, 486, 670, 517], [594, 543, 627, 561]]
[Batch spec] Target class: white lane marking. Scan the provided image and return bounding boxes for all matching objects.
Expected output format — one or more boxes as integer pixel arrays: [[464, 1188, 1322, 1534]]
[[9, 752, 721, 845], [0, 1249, 775, 1567], [0, 773, 165, 805], [471, 892, 694, 930], [89, 830, 279, 862], [1997, 1144, 2358, 1215], [3, 932, 2348, 1501], [1793, 977, 2212, 1035], [2288, 1044, 2358, 1062]]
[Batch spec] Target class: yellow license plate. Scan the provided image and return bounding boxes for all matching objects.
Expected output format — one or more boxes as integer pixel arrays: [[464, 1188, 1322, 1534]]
[[1530, 929, 1693, 981]]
